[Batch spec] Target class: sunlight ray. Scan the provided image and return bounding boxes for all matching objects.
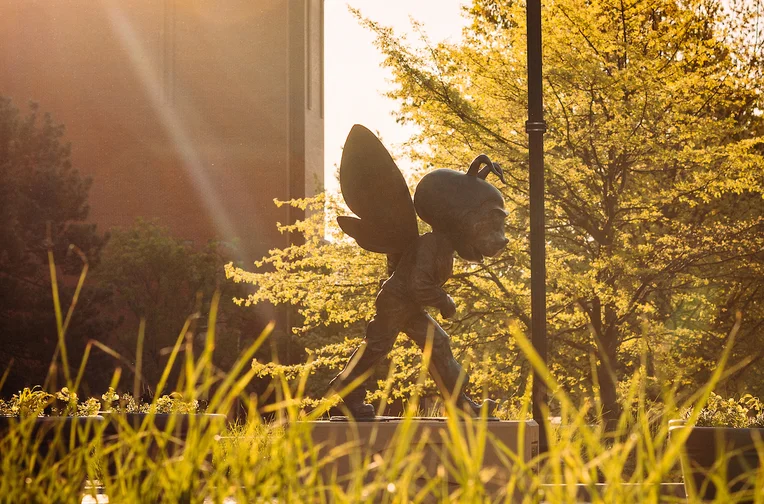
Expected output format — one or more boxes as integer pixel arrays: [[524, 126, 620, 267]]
[[102, 0, 242, 256]]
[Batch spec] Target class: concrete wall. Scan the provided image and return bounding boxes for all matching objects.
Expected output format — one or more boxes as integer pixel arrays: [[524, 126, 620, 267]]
[[0, 0, 324, 262]]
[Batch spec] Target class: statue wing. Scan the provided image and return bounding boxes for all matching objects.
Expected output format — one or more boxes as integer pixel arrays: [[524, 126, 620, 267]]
[[337, 125, 419, 254]]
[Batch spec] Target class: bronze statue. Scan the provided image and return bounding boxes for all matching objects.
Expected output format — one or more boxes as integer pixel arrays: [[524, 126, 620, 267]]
[[329, 125, 509, 419]]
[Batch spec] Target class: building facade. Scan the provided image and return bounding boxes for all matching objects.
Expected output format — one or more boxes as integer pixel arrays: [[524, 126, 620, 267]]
[[0, 0, 324, 262]]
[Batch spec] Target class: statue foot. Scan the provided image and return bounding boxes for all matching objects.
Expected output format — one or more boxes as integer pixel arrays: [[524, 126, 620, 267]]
[[329, 385, 376, 419], [459, 394, 500, 417], [346, 402, 376, 419], [329, 399, 375, 419]]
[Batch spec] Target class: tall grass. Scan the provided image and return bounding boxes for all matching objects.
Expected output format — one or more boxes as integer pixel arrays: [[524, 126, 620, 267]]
[[0, 250, 763, 502]]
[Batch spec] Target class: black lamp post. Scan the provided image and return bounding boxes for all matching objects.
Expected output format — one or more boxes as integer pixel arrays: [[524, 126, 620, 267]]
[[526, 0, 548, 454]]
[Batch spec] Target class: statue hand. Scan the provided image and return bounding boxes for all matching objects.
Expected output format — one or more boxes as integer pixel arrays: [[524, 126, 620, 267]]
[[440, 295, 457, 319]]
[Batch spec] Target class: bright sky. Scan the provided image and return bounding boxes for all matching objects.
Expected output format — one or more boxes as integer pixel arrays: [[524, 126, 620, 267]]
[[324, 1, 469, 192]]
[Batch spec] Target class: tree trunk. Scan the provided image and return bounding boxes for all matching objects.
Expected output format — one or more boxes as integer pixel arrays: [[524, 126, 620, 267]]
[[599, 319, 622, 433], [597, 354, 621, 433], [590, 297, 622, 432]]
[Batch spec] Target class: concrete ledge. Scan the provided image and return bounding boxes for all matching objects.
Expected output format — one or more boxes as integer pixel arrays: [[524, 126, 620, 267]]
[[540, 482, 686, 501], [299, 417, 539, 499]]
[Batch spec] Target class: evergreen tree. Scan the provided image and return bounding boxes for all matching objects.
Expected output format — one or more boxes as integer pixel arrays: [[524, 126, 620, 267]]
[[0, 97, 109, 395]]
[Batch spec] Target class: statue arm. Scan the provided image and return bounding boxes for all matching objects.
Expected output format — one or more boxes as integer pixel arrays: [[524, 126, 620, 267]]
[[410, 237, 456, 317], [411, 275, 451, 310]]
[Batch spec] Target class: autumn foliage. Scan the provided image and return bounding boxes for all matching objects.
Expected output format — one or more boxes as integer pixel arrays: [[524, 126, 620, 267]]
[[228, 0, 764, 420]]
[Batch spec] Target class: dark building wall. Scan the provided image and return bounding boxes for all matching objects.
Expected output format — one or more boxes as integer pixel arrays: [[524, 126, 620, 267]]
[[0, 0, 324, 262]]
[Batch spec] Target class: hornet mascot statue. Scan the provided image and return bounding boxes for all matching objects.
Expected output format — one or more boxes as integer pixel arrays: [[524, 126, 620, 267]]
[[329, 125, 509, 419]]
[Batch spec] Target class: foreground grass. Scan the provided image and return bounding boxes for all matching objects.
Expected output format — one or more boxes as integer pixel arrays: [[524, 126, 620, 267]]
[[1, 252, 763, 502], [2, 319, 763, 503]]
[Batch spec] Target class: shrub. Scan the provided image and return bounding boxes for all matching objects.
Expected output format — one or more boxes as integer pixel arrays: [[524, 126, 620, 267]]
[[688, 392, 764, 428], [0, 386, 200, 417], [1, 386, 53, 417]]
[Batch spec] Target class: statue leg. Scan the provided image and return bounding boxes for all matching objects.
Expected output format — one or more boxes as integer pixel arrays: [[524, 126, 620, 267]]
[[329, 293, 405, 418], [402, 312, 468, 396], [403, 312, 498, 416]]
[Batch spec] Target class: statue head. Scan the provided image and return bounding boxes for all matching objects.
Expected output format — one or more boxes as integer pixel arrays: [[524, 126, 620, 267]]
[[413, 156, 509, 262]]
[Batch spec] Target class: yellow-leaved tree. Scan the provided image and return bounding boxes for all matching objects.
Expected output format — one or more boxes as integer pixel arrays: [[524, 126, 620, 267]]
[[227, 0, 764, 422]]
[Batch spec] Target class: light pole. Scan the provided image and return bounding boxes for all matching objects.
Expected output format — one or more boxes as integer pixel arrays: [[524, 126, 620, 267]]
[[526, 0, 548, 454]]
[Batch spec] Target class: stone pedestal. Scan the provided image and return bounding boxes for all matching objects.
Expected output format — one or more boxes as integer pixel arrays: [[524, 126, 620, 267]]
[[301, 417, 539, 500]]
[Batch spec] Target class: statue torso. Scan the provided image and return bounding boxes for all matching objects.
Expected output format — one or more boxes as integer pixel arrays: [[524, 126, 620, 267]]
[[381, 232, 454, 305]]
